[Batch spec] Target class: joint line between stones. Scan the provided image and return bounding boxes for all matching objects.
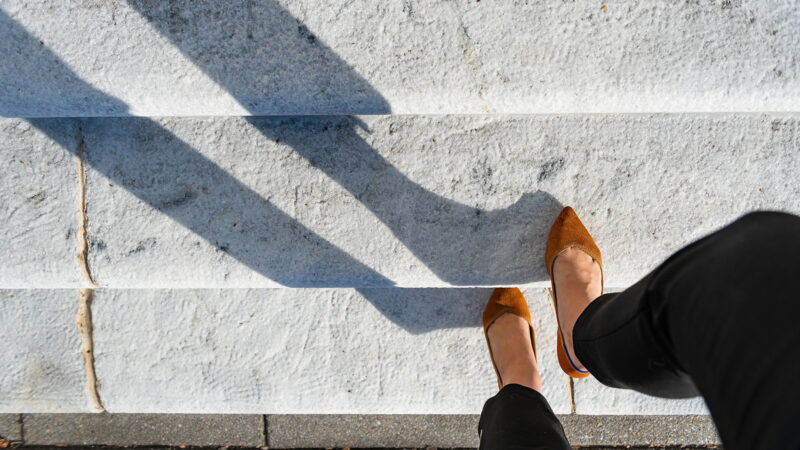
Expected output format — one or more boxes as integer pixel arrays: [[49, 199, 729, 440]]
[[75, 118, 97, 288], [74, 119, 103, 411], [568, 376, 576, 414], [77, 288, 104, 412]]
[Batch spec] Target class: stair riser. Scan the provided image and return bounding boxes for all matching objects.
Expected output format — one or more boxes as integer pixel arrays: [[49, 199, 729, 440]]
[[0, 288, 708, 414], [6, 115, 796, 288]]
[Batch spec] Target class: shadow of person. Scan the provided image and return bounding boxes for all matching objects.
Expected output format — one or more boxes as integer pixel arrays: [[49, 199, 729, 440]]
[[125, 0, 564, 285], [248, 116, 563, 285], [0, 11, 128, 117], [127, 0, 392, 115], [3, 3, 561, 332], [1, 10, 390, 289]]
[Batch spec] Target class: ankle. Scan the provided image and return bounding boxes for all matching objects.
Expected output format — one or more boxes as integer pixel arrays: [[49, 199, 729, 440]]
[[501, 362, 542, 392], [562, 333, 586, 371]]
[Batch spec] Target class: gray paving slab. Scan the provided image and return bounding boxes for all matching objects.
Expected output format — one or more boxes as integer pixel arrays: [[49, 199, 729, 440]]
[[266, 414, 720, 448], [578, 448, 717, 450], [19, 448, 176, 450], [22, 413, 265, 447], [0, 290, 92, 413], [0, 119, 83, 288], [5, 447, 718, 450], [560, 415, 721, 447], [79, 114, 800, 288], [0, 414, 22, 441], [3, 1, 799, 115], [266, 414, 479, 449]]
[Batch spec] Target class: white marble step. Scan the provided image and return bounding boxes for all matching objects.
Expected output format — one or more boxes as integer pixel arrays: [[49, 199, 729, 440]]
[[0, 288, 709, 414], [2, 0, 799, 116], [0, 289, 88, 412], [2, 115, 797, 289], [0, 120, 83, 288]]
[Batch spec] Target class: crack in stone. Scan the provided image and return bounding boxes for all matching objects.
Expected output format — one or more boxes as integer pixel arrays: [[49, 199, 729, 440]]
[[75, 119, 97, 288], [568, 376, 576, 414], [77, 288, 104, 412]]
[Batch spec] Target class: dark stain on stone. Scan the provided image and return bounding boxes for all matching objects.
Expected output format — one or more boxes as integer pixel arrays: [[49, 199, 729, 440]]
[[214, 240, 230, 253], [65, 228, 74, 241], [162, 188, 197, 209], [402, 0, 414, 18], [297, 24, 316, 44], [164, 3, 191, 37], [127, 237, 156, 256], [89, 238, 107, 252], [538, 158, 565, 182], [470, 160, 496, 195], [27, 191, 46, 204], [608, 166, 635, 191]]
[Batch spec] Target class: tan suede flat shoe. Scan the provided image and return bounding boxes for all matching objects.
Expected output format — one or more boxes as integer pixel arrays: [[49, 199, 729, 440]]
[[545, 206, 604, 378], [482, 287, 537, 389]]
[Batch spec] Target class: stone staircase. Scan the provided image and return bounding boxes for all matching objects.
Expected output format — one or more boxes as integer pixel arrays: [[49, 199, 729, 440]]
[[2, 0, 799, 445]]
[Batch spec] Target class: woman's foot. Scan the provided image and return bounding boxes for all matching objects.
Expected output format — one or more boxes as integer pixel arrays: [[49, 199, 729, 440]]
[[553, 247, 603, 371], [486, 312, 542, 392]]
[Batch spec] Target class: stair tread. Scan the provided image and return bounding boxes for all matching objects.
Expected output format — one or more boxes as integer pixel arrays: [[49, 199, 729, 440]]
[[2, 1, 799, 116]]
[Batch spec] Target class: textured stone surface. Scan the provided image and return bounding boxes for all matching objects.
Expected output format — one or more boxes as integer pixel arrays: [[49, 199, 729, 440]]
[[2, 1, 799, 116], [1, 0, 793, 433], [574, 376, 710, 415], [23, 413, 265, 446], [560, 414, 720, 446], [82, 114, 800, 288], [91, 288, 570, 414], [0, 414, 22, 441], [267, 414, 720, 448], [267, 414, 479, 449], [2, 412, 720, 448], [0, 289, 92, 412], [0, 119, 83, 288]]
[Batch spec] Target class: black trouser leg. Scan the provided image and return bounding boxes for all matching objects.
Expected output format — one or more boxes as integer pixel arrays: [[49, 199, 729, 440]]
[[573, 211, 800, 450], [478, 384, 570, 450]]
